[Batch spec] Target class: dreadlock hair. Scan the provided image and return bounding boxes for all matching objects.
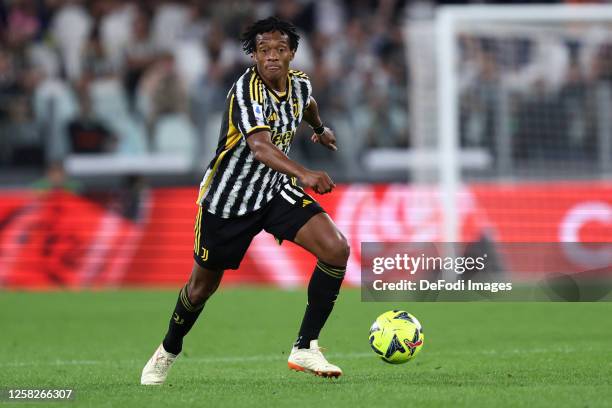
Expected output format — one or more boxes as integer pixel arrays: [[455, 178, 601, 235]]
[[241, 17, 300, 55]]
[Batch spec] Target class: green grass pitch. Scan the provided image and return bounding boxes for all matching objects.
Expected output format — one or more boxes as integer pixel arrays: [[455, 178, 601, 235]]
[[1, 288, 611, 407]]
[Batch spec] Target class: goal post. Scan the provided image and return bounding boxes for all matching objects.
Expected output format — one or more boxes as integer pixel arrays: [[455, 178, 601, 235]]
[[433, 4, 612, 243]]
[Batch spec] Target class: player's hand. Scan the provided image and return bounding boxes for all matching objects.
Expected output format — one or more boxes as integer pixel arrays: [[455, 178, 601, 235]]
[[311, 127, 337, 151], [299, 169, 335, 194]]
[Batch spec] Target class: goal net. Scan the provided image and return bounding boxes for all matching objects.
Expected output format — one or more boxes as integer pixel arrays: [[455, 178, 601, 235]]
[[408, 4, 612, 244]]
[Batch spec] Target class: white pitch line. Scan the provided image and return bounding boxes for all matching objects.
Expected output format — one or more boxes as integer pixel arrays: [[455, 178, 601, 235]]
[[0, 347, 585, 368]]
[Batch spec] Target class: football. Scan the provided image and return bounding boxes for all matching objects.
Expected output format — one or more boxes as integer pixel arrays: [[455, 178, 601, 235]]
[[369, 310, 425, 364]]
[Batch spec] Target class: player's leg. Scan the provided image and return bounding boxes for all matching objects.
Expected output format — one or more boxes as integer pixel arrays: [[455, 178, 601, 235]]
[[142, 205, 259, 385], [287, 213, 349, 377], [262, 187, 349, 377], [292, 212, 349, 348], [141, 263, 224, 385], [162, 262, 224, 356]]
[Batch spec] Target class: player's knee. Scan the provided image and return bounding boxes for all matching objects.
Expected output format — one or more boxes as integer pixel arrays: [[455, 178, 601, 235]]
[[325, 234, 350, 266], [338, 236, 350, 264]]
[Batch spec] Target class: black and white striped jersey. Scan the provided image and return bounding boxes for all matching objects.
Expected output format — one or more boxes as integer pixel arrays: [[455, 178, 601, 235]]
[[196, 66, 312, 218]]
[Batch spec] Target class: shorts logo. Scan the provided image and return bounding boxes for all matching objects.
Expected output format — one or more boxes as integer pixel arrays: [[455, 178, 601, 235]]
[[302, 199, 312, 207], [201, 247, 209, 261]]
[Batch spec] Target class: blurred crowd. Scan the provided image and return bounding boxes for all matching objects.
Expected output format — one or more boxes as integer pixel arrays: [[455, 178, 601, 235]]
[[457, 22, 612, 170], [0, 0, 413, 177], [1, 0, 609, 183]]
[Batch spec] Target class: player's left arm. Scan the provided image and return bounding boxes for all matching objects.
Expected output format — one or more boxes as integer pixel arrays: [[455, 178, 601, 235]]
[[303, 96, 337, 151]]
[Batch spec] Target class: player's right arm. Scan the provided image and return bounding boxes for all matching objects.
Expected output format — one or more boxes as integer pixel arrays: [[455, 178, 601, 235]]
[[247, 131, 335, 194], [231, 72, 335, 194]]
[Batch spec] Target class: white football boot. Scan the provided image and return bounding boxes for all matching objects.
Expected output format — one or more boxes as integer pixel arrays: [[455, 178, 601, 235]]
[[288, 340, 342, 378], [140, 344, 178, 385]]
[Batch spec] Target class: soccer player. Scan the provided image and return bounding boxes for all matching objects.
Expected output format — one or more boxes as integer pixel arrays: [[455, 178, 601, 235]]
[[141, 17, 349, 384]]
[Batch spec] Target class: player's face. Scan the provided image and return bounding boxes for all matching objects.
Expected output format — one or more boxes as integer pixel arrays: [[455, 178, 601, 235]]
[[254, 31, 295, 82]]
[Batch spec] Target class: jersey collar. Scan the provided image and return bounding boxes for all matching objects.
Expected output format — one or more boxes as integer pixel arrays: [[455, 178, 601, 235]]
[[253, 66, 292, 102]]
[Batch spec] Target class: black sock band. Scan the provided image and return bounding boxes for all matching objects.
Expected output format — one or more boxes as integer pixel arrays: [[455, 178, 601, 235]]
[[296, 260, 345, 349], [162, 284, 205, 355]]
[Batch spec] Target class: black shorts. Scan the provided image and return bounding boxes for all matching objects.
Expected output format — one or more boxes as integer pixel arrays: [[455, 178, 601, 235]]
[[193, 182, 324, 270]]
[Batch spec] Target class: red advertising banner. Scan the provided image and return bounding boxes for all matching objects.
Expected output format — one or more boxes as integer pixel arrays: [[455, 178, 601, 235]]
[[0, 182, 610, 289]]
